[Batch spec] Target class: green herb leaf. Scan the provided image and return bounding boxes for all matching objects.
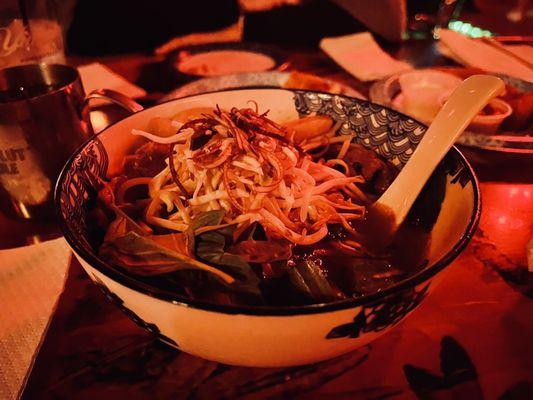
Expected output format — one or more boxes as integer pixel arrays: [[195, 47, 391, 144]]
[[162, 269, 235, 304], [104, 212, 146, 242], [228, 240, 292, 263], [188, 210, 225, 232], [232, 221, 259, 242], [184, 210, 226, 255], [287, 260, 345, 302], [149, 232, 190, 256], [100, 231, 234, 283], [196, 230, 261, 295]]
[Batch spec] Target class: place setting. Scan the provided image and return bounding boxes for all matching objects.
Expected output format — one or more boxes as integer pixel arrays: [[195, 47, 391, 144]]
[[0, 1, 532, 399]]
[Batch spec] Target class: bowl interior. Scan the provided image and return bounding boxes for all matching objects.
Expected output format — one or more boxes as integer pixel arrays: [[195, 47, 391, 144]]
[[56, 89, 479, 313]]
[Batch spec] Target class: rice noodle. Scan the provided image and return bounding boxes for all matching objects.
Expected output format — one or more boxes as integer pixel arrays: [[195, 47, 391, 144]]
[[326, 159, 350, 175], [312, 177, 361, 195], [131, 128, 194, 144], [337, 138, 352, 160], [116, 177, 151, 204]]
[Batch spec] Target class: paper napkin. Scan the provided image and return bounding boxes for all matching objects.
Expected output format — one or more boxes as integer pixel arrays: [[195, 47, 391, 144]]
[[320, 32, 412, 81], [438, 29, 533, 82], [0, 238, 71, 400], [78, 62, 147, 99]]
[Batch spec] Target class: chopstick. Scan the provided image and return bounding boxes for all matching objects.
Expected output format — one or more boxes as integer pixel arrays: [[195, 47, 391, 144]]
[[481, 37, 533, 71], [489, 35, 533, 44]]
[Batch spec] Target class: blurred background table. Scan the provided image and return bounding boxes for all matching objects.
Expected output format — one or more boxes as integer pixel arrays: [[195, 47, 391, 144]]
[[1, 5, 531, 399]]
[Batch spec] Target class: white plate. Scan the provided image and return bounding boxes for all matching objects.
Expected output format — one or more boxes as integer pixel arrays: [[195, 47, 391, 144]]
[[163, 72, 365, 101]]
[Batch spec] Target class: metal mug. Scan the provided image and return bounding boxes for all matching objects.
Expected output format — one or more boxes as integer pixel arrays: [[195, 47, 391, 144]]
[[0, 63, 141, 219]]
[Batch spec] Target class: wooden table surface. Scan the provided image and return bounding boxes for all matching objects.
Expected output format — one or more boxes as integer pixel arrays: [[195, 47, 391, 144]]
[[1, 21, 532, 400]]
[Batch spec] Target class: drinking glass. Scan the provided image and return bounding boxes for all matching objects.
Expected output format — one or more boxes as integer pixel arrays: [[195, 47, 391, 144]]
[[0, 0, 65, 69]]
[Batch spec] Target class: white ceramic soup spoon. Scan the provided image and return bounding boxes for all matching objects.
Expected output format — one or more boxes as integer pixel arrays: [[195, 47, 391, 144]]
[[366, 75, 505, 244]]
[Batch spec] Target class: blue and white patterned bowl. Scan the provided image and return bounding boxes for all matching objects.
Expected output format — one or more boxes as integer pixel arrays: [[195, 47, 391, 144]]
[[55, 89, 480, 367]]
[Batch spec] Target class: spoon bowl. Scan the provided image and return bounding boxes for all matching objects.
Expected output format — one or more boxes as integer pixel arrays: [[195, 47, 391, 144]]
[[367, 75, 505, 245]]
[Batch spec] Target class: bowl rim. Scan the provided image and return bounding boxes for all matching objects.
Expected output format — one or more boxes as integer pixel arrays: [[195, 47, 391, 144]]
[[55, 88, 481, 316]]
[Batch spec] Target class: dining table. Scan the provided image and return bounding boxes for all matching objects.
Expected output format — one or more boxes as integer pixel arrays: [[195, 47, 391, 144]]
[[1, 11, 532, 400]]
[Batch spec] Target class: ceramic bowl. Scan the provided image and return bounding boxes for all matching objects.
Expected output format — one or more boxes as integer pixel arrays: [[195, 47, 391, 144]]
[[55, 89, 480, 367]]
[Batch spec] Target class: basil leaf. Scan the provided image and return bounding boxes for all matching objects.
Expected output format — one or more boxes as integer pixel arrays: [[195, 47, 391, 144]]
[[188, 210, 225, 232], [104, 213, 145, 242], [163, 270, 262, 306], [149, 232, 190, 256], [228, 240, 292, 263], [185, 210, 226, 255], [163, 270, 234, 303], [102, 201, 150, 242], [232, 221, 259, 243], [100, 232, 234, 283], [196, 230, 261, 295], [287, 260, 344, 302]]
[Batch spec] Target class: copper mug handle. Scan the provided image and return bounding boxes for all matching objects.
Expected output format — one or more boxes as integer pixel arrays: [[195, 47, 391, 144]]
[[82, 89, 144, 134]]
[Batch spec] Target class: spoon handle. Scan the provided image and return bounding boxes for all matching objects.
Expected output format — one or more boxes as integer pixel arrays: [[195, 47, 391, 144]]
[[377, 75, 505, 227]]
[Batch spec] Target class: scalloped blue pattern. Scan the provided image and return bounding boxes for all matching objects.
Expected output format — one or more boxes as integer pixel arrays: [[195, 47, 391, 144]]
[[294, 91, 427, 169]]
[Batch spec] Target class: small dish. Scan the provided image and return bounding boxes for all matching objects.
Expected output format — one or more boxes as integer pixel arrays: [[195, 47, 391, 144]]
[[370, 67, 533, 155], [167, 42, 284, 83], [397, 70, 463, 123], [177, 50, 275, 76]]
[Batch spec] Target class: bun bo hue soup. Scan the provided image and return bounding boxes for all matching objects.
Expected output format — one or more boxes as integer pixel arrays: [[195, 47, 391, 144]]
[[89, 104, 430, 306]]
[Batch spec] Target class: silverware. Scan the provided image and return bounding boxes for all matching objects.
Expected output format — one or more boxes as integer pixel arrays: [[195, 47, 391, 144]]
[[490, 35, 533, 44], [481, 37, 533, 71]]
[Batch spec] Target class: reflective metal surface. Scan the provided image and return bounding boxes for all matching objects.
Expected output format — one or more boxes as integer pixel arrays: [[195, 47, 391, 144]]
[[0, 63, 91, 219]]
